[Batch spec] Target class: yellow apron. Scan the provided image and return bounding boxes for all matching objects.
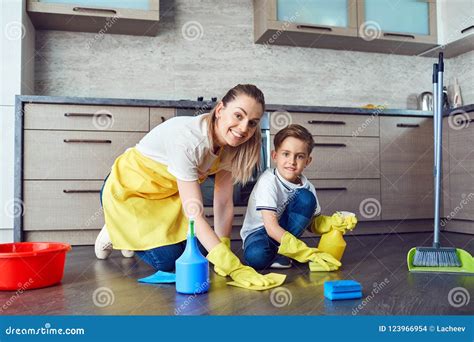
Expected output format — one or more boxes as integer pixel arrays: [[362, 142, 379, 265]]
[[102, 147, 221, 251]]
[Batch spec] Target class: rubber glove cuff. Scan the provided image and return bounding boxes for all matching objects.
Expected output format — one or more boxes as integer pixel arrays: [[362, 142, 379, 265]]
[[207, 242, 241, 276], [277, 232, 316, 263], [220, 237, 231, 249], [214, 237, 231, 277]]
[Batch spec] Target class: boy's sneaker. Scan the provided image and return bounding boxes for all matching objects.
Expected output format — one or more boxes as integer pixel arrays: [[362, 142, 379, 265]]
[[95, 225, 113, 260], [270, 255, 292, 269]]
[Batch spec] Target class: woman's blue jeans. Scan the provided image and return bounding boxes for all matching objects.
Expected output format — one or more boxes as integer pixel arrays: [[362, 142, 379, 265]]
[[136, 240, 207, 272], [243, 188, 317, 270]]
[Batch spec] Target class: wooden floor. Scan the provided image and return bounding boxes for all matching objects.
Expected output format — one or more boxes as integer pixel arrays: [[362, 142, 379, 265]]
[[1, 232, 473, 315]]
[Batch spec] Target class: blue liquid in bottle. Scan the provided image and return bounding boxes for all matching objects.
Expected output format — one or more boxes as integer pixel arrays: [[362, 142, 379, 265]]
[[175, 219, 209, 294]]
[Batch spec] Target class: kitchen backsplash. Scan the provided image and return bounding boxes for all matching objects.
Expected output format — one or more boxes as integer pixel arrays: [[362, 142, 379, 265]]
[[447, 50, 474, 106], [34, 0, 472, 108]]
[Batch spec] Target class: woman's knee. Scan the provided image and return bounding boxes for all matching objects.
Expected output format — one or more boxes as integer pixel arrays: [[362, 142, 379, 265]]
[[137, 243, 185, 271]]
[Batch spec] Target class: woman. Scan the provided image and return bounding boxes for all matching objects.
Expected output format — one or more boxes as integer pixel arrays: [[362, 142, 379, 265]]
[[95, 84, 275, 287]]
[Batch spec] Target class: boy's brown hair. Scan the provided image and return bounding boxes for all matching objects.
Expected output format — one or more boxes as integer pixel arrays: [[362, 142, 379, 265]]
[[274, 124, 314, 155]]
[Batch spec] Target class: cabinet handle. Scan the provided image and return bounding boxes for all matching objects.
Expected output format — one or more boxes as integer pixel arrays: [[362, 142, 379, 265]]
[[308, 120, 345, 125], [317, 187, 347, 191], [461, 25, 474, 34], [383, 32, 416, 39], [63, 189, 101, 194], [64, 112, 112, 119], [205, 214, 244, 218], [396, 123, 419, 128], [73, 7, 117, 15], [296, 24, 332, 32], [63, 139, 112, 144], [314, 143, 346, 148]]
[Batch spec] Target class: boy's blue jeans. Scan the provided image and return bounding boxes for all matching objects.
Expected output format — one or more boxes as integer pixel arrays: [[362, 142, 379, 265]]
[[243, 188, 317, 270]]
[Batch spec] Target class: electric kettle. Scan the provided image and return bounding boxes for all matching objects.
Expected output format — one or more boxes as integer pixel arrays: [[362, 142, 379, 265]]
[[418, 91, 433, 111]]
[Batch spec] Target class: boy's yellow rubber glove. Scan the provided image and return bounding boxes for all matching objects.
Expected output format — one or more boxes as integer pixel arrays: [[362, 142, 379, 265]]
[[311, 212, 358, 235], [213, 237, 230, 277], [207, 242, 276, 288], [277, 232, 341, 271]]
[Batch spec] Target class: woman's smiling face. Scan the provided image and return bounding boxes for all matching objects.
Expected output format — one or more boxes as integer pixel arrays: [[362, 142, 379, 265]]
[[214, 95, 263, 148]]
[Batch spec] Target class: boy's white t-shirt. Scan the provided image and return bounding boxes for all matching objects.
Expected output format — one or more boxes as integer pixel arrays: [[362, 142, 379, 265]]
[[240, 168, 321, 243], [135, 114, 225, 181]]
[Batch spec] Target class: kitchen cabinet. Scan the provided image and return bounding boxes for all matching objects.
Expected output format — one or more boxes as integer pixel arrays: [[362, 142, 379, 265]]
[[269, 111, 381, 221], [273, 0, 358, 36], [357, 0, 437, 44], [24, 130, 146, 180], [380, 116, 434, 220], [254, 0, 438, 55], [270, 112, 379, 137], [270, 135, 380, 179], [438, 0, 474, 45], [420, 0, 474, 58], [27, 0, 160, 36], [150, 108, 175, 129], [447, 110, 474, 220], [24, 103, 150, 131], [20, 103, 163, 244], [312, 179, 381, 221], [254, 0, 359, 49], [18, 102, 250, 244]]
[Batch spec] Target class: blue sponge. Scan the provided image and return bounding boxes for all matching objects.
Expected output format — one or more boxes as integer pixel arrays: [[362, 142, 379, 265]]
[[324, 280, 362, 301]]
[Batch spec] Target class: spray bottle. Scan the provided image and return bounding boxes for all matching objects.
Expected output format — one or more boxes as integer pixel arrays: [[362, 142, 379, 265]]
[[317, 212, 355, 261], [175, 219, 209, 294], [318, 229, 347, 261]]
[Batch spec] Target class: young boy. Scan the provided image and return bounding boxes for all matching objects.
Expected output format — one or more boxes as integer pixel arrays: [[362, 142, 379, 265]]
[[241, 124, 356, 270]]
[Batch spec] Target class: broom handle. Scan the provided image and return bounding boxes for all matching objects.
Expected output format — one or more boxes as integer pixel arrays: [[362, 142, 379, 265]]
[[433, 53, 444, 248], [433, 63, 438, 186]]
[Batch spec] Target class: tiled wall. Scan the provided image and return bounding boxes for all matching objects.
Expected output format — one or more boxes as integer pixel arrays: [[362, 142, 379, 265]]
[[34, 0, 451, 109]]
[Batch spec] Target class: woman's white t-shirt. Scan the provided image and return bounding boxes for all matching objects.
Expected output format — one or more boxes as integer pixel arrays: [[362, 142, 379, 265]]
[[135, 114, 224, 181]]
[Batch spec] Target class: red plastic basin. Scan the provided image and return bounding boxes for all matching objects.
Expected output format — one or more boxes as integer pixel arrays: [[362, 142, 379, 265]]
[[0, 242, 71, 291]]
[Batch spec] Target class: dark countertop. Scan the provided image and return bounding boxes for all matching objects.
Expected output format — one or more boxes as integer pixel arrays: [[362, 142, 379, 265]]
[[15, 95, 473, 117]]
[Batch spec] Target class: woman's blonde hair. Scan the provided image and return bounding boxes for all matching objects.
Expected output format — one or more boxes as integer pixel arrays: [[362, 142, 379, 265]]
[[206, 84, 265, 185]]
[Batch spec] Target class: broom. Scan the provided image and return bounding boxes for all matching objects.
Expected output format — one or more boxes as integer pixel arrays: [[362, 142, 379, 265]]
[[412, 53, 461, 268]]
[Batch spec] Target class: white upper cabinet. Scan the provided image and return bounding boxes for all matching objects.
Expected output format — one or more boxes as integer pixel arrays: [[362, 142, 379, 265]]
[[420, 0, 474, 57], [437, 0, 474, 45]]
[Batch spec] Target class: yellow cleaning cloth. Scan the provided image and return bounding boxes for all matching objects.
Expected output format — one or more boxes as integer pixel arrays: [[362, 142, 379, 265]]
[[226, 273, 287, 290]]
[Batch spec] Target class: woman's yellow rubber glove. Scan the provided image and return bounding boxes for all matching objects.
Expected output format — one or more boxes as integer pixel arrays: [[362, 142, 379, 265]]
[[277, 232, 341, 271], [311, 212, 358, 235], [207, 242, 276, 287], [213, 237, 231, 277]]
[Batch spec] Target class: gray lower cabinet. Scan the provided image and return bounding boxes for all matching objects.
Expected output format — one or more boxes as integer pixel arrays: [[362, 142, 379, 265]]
[[448, 111, 474, 221], [21, 103, 171, 245], [380, 116, 434, 220], [270, 111, 381, 223], [19, 100, 473, 244]]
